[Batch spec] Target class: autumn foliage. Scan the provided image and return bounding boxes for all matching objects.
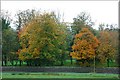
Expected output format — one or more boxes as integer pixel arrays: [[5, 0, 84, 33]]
[[96, 31, 116, 63], [70, 28, 100, 65], [17, 12, 67, 65]]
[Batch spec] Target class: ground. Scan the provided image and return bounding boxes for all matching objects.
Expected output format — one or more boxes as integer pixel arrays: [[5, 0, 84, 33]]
[[1, 59, 119, 67], [1, 72, 119, 79], [1, 59, 119, 79]]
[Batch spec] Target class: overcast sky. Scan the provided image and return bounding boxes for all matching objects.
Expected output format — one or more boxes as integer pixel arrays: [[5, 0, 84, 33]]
[[1, 1, 118, 30]]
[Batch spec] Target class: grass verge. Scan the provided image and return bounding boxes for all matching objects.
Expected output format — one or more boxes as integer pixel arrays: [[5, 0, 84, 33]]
[[1, 72, 119, 79]]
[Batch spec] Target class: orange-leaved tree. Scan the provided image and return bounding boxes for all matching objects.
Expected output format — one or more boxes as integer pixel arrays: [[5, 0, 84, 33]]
[[96, 31, 116, 67], [70, 28, 100, 66]]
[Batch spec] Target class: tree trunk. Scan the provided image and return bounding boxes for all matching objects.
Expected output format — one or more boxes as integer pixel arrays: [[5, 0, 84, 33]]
[[35, 58, 39, 66], [61, 59, 63, 66], [29, 60, 32, 66], [2, 60, 3, 66], [61, 54, 64, 66], [19, 60, 22, 66], [107, 58, 109, 67], [2, 55, 4, 66], [11, 60, 14, 66], [15, 60, 18, 66], [26, 61, 29, 66], [4, 55, 7, 66], [70, 56, 73, 64]]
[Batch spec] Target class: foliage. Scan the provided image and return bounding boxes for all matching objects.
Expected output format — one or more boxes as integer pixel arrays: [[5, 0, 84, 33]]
[[71, 12, 94, 34], [70, 28, 99, 66], [97, 23, 118, 67], [2, 28, 19, 54], [15, 9, 36, 31], [2, 9, 118, 67], [96, 31, 116, 63], [2, 11, 20, 66], [98, 23, 118, 31], [17, 12, 68, 65]]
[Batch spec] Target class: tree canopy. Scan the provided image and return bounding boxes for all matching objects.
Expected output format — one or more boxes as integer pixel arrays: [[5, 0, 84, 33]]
[[70, 28, 99, 61], [17, 12, 68, 65]]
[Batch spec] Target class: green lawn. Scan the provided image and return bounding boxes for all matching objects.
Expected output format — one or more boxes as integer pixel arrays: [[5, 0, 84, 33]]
[[1, 61, 27, 66], [64, 59, 119, 67], [1, 59, 119, 67], [1, 72, 119, 79]]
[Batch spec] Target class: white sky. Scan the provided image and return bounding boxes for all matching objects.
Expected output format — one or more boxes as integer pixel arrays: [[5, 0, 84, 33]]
[[1, 1, 118, 30]]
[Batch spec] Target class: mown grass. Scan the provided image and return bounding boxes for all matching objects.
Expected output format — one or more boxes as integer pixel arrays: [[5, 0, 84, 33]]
[[1, 59, 119, 67], [64, 59, 119, 67], [2, 72, 119, 79], [1, 61, 27, 66]]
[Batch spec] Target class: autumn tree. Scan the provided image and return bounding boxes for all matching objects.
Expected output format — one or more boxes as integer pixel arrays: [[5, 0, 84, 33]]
[[109, 30, 119, 65], [70, 28, 99, 66], [97, 23, 119, 67], [17, 12, 68, 66], [96, 31, 117, 67], [70, 12, 97, 65], [14, 9, 37, 66]]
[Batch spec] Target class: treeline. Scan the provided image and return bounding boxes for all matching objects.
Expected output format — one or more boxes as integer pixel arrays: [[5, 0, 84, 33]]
[[1, 9, 119, 67]]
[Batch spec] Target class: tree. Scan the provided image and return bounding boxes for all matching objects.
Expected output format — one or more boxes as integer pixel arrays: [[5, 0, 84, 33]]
[[70, 12, 96, 65], [98, 23, 118, 31], [61, 22, 74, 64], [2, 10, 20, 66], [17, 12, 68, 66], [98, 23, 105, 31], [2, 11, 11, 66], [96, 31, 115, 67], [14, 9, 36, 66], [97, 23, 119, 67], [15, 9, 36, 31], [109, 30, 119, 64], [71, 12, 94, 34], [70, 28, 99, 66]]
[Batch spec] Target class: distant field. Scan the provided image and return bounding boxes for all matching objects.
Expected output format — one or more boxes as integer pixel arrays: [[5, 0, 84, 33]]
[[1, 72, 119, 79]]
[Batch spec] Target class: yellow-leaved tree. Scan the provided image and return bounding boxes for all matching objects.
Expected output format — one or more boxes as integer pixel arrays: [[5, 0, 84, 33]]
[[17, 12, 68, 66], [70, 28, 100, 66]]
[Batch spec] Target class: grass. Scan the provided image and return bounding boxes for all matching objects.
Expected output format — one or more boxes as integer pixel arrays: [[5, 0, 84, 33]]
[[64, 59, 119, 67], [2, 61, 27, 66], [1, 59, 119, 67], [1, 72, 119, 79], [64, 59, 76, 66], [96, 61, 119, 67]]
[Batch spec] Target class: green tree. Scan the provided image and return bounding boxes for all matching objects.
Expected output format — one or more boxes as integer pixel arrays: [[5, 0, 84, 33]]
[[17, 12, 68, 66], [98, 23, 105, 31], [2, 10, 20, 66], [71, 12, 94, 34], [2, 11, 11, 66]]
